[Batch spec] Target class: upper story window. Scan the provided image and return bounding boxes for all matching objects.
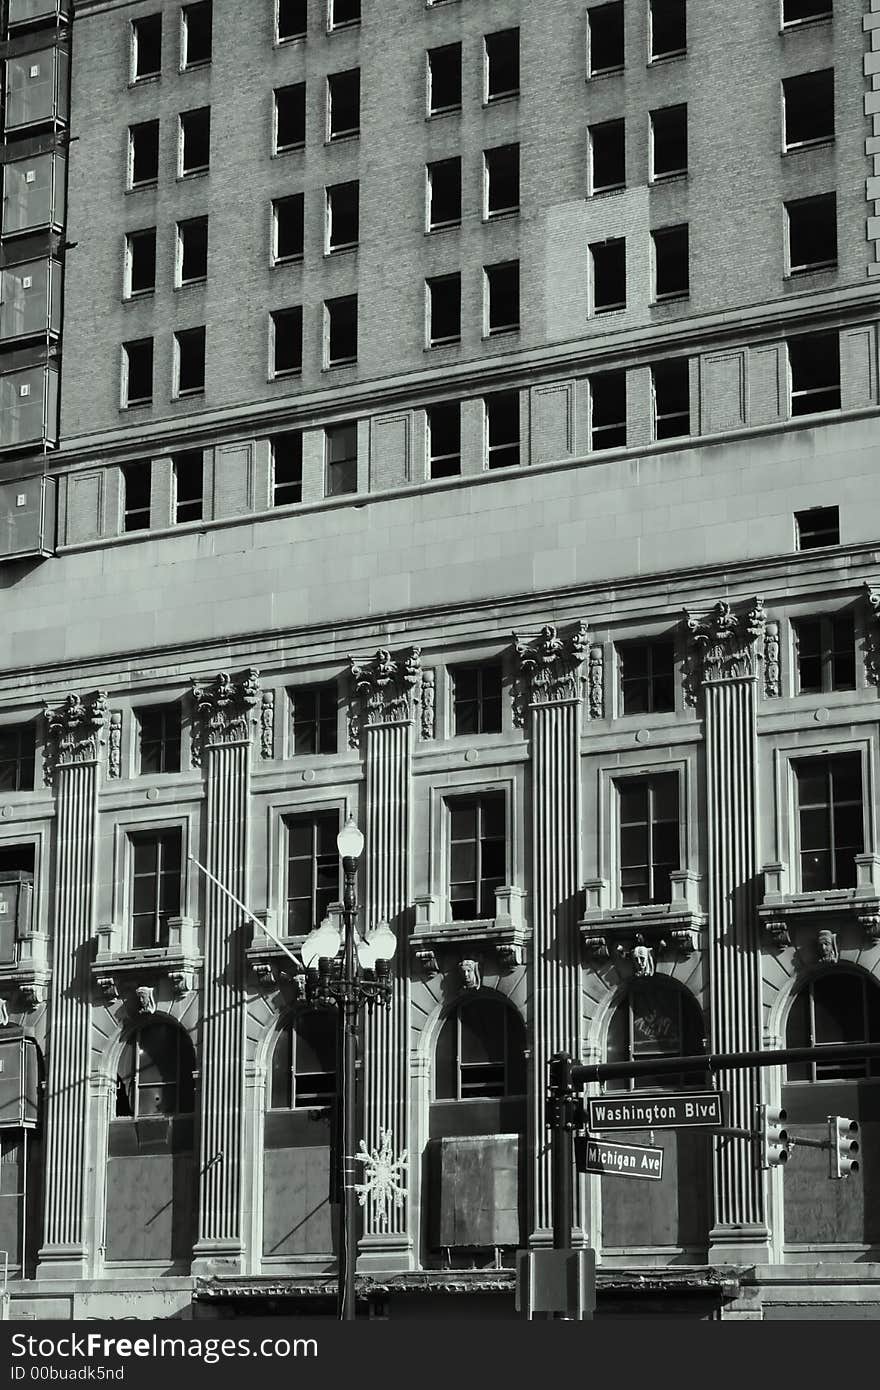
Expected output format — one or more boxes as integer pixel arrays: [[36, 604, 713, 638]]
[[291, 683, 338, 755], [274, 84, 306, 152], [131, 14, 162, 81], [589, 119, 625, 194], [795, 753, 863, 892], [484, 144, 520, 219], [793, 613, 855, 695], [272, 193, 305, 263], [327, 68, 360, 140], [325, 295, 358, 368], [128, 121, 159, 188], [121, 460, 151, 531], [485, 260, 520, 336], [427, 402, 461, 478], [452, 664, 503, 736], [174, 326, 206, 397], [271, 1010, 337, 1109], [591, 238, 626, 314], [590, 370, 627, 450], [427, 43, 462, 116], [272, 432, 303, 505], [328, 0, 359, 30], [0, 724, 35, 793], [326, 180, 359, 252], [587, 2, 624, 76], [122, 340, 153, 408], [448, 792, 506, 921], [138, 705, 182, 775], [786, 971, 880, 1082], [427, 157, 462, 231], [605, 980, 707, 1092], [277, 0, 307, 42], [649, 0, 686, 62], [177, 216, 208, 286], [115, 1020, 195, 1118], [789, 331, 840, 416], [486, 391, 520, 469], [652, 224, 689, 301], [782, 0, 832, 26], [434, 998, 526, 1100], [270, 306, 303, 378], [652, 358, 690, 439], [786, 193, 837, 275], [795, 505, 839, 550], [783, 70, 834, 150], [285, 809, 339, 934], [484, 28, 519, 103], [618, 639, 675, 715], [181, 1, 212, 69], [179, 107, 210, 175], [125, 228, 157, 297], [427, 273, 461, 347], [325, 422, 358, 495], [129, 828, 182, 949], [618, 773, 680, 907], [173, 450, 203, 524], [650, 104, 688, 180]]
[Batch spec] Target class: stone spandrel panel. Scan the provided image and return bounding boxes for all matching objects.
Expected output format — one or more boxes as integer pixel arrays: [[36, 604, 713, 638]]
[[369, 412, 411, 491]]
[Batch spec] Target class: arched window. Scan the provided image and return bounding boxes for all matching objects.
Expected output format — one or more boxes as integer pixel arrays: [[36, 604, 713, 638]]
[[605, 978, 706, 1092], [115, 1019, 195, 1118], [434, 996, 526, 1100], [270, 1010, 337, 1109], [786, 970, 880, 1081]]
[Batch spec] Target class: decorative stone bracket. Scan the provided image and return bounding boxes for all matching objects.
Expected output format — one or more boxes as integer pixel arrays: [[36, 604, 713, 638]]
[[579, 870, 705, 965], [245, 905, 343, 996], [758, 855, 880, 954], [410, 886, 529, 979], [92, 915, 201, 1003], [0, 911, 50, 1012]]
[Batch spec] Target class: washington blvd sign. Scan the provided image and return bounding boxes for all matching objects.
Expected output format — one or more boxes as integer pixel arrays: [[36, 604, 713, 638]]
[[587, 1090, 726, 1132], [575, 1136, 664, 1181]]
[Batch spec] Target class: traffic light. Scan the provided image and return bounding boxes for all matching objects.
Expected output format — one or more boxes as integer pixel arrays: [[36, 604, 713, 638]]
[[828, 1116, 860, 1179], [757, 1103, 790, 1169]]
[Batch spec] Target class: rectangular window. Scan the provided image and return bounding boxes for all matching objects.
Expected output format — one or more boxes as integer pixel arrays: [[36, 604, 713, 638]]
[[590, 369, 627, 450], [181, 1, 212, 67], [0, 724, 35, 793], [272, 432, 303, 505], [652, 223, 689, 300], [271, 306, 303, 377], [329, 0, 360, 29], [650, 104, 688, 179], [277, 0, 308, 42], [272, 194, 304, 263], [588, 2, 624, 76], [783, 70, 834, 149], [618, 774, 680, 906], [795, 753, 863, 892], [485, 143, 519, 218], [327, 68, 360, 140], [174, 325, 206, 396], [291, 683, 338, 755], [453, 664, 503, 736], [649, 0, 686, 61], [121, 461, 151, 532], [590, 119, 625, 193], [485, 28, 519, 102], [285, 810, 339, 933], [129, 120, 159, 187], [786, 193, 837, 274], [448, 793, 506, 921], [428, 402, 461, 478], [427, 273, 461, 346], [325, 422, 357, 495], [794, 614, 855, 695], [427, 157, 462, 230], [125, 228, 156, 296], [326, 180, 359, 252], [173, 450, 203, 523], [782, 0, 832, 25], [427, 43, 462, 115], [177, 215, 208, 284], [795, 506, 839, 550], [325, 294, 357, 366], [789, 331, 840, 416], [652, 358, 690, 439], [275, 83, 306, 151], [130, 829, 182, 949], [619, 640, 676, 715], [485, 260, 519, 335], [591, 239, 626, 313], [132, 14, 162, 81], [139, 706, 182, 774], [179, 106, 210, 174], [486, 392, 520, 469], [122, 339, 153, 407]]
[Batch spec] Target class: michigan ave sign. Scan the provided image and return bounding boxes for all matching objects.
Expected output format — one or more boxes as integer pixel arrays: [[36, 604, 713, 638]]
[[587, 1090, 725, 1132], [575, 1136, 664, 1181]]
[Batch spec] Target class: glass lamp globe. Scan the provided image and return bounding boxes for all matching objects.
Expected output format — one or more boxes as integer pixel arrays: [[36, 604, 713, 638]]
[[367, 920, 397, 962], [356, 935, 378, 970], [301, 916, 342, 969], [337, 816, 365, 861]]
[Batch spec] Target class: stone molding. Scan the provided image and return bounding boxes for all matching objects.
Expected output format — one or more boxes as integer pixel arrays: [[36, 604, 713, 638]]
[[43, 690, 108, 780], [758, 856, 880, 952], [93, 916, 201, 1001], [512, 620, 589, 725], [348, 646, 421, 747], [685, 597, 765, 701], [190, 669, 260, 763], [580, 871, 704, 966], [411, 886, 528, 976]]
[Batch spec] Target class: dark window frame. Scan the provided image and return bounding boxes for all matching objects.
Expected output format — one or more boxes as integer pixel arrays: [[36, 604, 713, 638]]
[[123, 340, 154, 408], [173, 451, 203, 524], [617, 772, 681, 907], [794, 752, 864, 893], [272, 432, 303, 506], [783, 69, 835, 151], [484, 27, 520, 103], [434, 997, 527, 1101], [785, 970, 880, 1082], [274, 82, 307, 153], [174, 325, 206, 397], [652, 358, 690, 439], [325, 294, 358, 367], [291, 682, 338, 756], [177, 215, 208, 285], [125, 228, 157, 298], [590, 369, 627, 450], [276, 0, 308, 43], [618, 639, 676, 716], [131, 13, 163, 82], [605, 980, 708, 1093], [129, 120, 159, 188], [181, 1, 213, 70], [0, 724, 36, 793], [272, 193, 305, 263], [789, 331, 840, 417], [179, 105, 211, 176], [325, 421, 358, 495], [284, 808, 340, 935], [129, 827, 183, 950], [427, 401, 462, 478], [447, 791, 507, 922], [138, 705, 182, 775], [121, 460, 151, 531], [589, 118, 626, 195], [793, 612, 856, 695], [795, 506, 840, 550], [786, 193, 837, 275], [427, 272, 461, 347], [427, 42, 462, 116], [452, 664, 503, 737], [648, 0, 687, 63], [271, 305, 303, 378], [327, 68, 360, 141], [587, 2, 625, 77], [115, 1019, 195, 1118], [270, 1009, 338, 1109]]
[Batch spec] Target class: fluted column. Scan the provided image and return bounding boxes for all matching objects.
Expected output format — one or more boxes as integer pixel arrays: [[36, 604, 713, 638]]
[[514, 622, 588, 1242], [38, 692, 107, 1276], [349, 647, 419, 1270], [688, 599, 769, 1260], [191, 669, 259, 1274]]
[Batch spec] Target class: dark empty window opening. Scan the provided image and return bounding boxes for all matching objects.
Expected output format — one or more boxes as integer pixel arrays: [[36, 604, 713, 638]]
[[428, 402, 461, 478], [271, 306, 303, 377], [486, 392, 520, 469], [180, 106, 210, 174], [275, 83, 306, 151], [795, 506, 839, 550], [139, 705, 182, 775], [328, 69, 360, 140], [789, 332, 840, 416], [116, 1020, 194, 1117], [130, 121, 159, 186], [182, 2, 212, 67], [592, 239, 626, 313], [132, 14, 162, 80], [175, 326, 206, 395], [619, 639, 676, 715], [783, 1, 833, 28], [651, 104, 688, 179], [453, 664, 503, 736], [795, 753, 863, 892], [787, 194, 837, 274], [122, 462, 151, 532], [123, 340, 153, 407], [0, 725, 35, 793], [590, 370, 627, 450], [326, 422, 358, 496], [178, 217, 208, 284], [427, 274, 461, 346], [785, 973, 880, 1085], [590, 119, 625, 193], [329, 0, 360, 29], [271, 1011, 337, 1110], [486, 261, 520, 335], [435, 998, 526, 1101], [326, 295, 357, 366], [127, 229, 156, 296], [653, 224, 689, 300], [428, 43, 462, 114], [653, 358, 690, 439], [273, 194, 304, 262], [427, 158, 461, 230], [277, 0, 308, 42], [485, 144, 519, 217], [327, 181, 359, 251], [783, 70, 834, 149], [485, 28, 519, 101], [588, 2, 624, 76], [272, 433, 303, 506], [794, 613, 855, 695], [173, 451, 203, 524], [130, 829, 182, 950], [649, 0, 687, 61], [292, 683, 337, 755]]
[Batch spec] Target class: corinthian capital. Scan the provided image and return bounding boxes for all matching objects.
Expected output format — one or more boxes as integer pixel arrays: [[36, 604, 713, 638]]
[[348, 646, 421, 743], [685, 598, 765, 698], [190, 668, 260, 759], [512, 620, 589, 724], [44, 690, 108, 777]]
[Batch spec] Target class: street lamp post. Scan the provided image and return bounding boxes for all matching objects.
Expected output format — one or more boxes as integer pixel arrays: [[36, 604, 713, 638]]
[[300, 816, 397, 1321]]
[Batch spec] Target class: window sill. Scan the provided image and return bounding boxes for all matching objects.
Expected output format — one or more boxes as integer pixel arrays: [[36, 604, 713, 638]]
[[759, 857, 880, 951], [786, 262, 837, 278], [650, 170, 688, 185], [176, 278, 207, 291], [121, 399, 153, 411], [123, 289, 156, 302], [647, 51, 687, 67], [269, 369, 303, 382], [274, 143, 306, 157], [484, 208, 520, 223], [484, 326, 520, 339], [128, 74, 161, 89], [782, 138, 835, 156], [327, 131, 360, 145], [275, 35, 307, 48], [594, 304, 627, 316], [324, 358, 357, 371], [412, 887, 529, 976], [653, 292, 690, 305], [587, 66, 625, 81], [580, 874, 704, 965], [127, 181, 159, 194], [327, 21, 361, 34], [325, 242, 358, 256], [178, 167, 209, 180], [426, 221, 462, 234], [272, 256, 305, 270], [175, 388, 205, 399], [780, 17, 833, 34], [590, 184, 627, 198], [483, 92, 520, 108], [426, 337, 462, 350], [179, 60, 212, 74], [93, 918, 201, 1003]]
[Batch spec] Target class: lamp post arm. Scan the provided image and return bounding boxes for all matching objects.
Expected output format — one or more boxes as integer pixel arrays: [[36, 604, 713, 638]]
[[187, 853, 303, 971]]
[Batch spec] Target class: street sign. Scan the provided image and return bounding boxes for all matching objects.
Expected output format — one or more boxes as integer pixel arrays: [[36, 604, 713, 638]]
[[587, 1090, 725, 1132], [575, 1135, 664, 1181]]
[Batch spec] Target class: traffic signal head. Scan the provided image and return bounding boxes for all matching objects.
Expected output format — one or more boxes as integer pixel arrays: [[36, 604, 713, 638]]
[[828, 1116, 860, 1179], [758, 1103, 790, 1169]]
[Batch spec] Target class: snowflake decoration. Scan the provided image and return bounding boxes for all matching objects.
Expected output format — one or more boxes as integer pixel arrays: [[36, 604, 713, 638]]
[[353, 1127, 408, 1230]]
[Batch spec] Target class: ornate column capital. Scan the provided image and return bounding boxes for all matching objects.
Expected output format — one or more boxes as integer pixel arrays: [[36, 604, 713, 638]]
[[685, 597, 765, 701], [865, 584, 880, 687], [43, 690, 108, 778], [348, 646, 421, 746], [190, 668, 260, 760], [512, 620, 589, 725]]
